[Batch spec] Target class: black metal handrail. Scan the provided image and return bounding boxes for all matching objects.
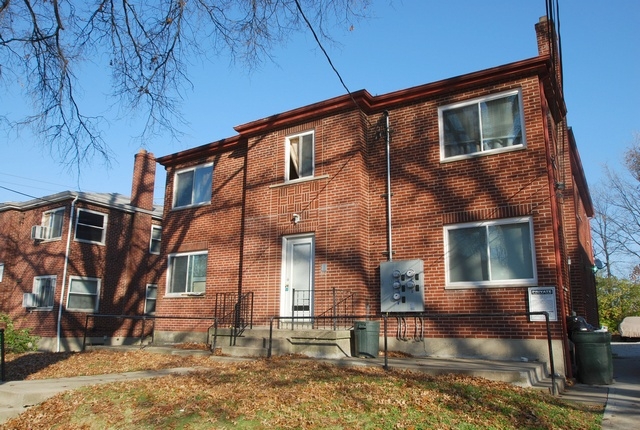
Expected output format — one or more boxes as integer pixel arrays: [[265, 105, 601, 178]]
[[290, 288, 356, 330], [82, 314, 218, 352], [215, 292, 254, 345], [268, 311, 558, 395]]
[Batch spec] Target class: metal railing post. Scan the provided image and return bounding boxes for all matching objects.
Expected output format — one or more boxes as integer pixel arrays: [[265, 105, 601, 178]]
[[1, 328, 5, 382]]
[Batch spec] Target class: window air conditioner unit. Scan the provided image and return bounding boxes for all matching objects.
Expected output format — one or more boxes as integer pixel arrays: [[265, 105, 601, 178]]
[[31, 225, 48, 241], [23, 293, 38, 308]]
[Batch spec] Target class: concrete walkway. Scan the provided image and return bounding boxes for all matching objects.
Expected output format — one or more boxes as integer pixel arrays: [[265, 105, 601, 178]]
[[600, 342, 640, 430], [1, 344, 637, 428]]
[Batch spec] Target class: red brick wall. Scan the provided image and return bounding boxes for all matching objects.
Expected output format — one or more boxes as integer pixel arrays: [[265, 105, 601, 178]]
[[0, 198, 161, 342], [157, 72, 581, 341], [155, 147, 246, 333]]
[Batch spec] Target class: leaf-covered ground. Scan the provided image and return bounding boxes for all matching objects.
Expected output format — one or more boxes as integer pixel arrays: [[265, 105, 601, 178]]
[[2, 350, 603, 430]]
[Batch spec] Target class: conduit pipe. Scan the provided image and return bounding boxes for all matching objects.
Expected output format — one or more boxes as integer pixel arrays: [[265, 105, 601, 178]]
[[384, 111, 393, 261], [56, 195, 78, 352]]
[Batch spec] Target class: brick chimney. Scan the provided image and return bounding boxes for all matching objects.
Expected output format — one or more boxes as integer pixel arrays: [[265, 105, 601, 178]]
[[535, 16, 563, 90], [130, 149, 156, 211]]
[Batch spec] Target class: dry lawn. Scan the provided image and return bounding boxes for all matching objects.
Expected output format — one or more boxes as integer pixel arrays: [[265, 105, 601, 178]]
[[1, 349, 603, 430]]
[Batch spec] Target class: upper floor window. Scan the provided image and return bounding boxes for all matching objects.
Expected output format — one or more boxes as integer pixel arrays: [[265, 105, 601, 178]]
[[150, 225, 162, 254], [173, 163, 213, 208], [41, 207, 65, 240], [444, 217, 536, 288], [286, 131, 314, 182], [67, 276, 101, 312], [167, 251, 208, 295], [75, 209, 107, 245], [439, 90, 525, 160], [32, 275, 56, 309]]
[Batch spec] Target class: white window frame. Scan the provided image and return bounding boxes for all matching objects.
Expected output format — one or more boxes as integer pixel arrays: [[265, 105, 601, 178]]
[[166, 251, 208, 296], [172, 163, 214, 209], [149, 225, 162, 255], [32, 275, 56, 310], [444, 217, 537, 289], [74, 208, 107, 245], [0, 263, 4, 282], [66, 276, 101, 312], [41, 207, 65, 240], [439, 89, 526, 161], [144, 284, 158, 315], [285, 131, 315, 182]]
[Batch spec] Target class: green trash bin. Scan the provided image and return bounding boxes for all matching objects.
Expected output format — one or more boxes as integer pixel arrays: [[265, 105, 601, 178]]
[[352, 321, 380, 358], [572, 331, 613, 385]]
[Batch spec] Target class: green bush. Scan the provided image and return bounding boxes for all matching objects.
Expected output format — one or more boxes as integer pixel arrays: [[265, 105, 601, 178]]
[[0, 313, 39, 353]]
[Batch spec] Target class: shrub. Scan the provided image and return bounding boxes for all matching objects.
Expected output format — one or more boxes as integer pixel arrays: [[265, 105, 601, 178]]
[[0, 313, 39, 353]]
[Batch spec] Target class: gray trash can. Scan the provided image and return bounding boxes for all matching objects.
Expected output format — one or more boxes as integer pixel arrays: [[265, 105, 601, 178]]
[[572, 331, 613, 385], [352, 321, 380, 358]]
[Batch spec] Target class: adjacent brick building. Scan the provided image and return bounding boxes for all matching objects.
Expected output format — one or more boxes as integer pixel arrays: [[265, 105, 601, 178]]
[[154, 17, 595, 377], [0, 150, 162, 351]]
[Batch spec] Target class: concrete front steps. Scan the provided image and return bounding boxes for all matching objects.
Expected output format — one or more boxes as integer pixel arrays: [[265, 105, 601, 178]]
[[214, 327, 353, 359]]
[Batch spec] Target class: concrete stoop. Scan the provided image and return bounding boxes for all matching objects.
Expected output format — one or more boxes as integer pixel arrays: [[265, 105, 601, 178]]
[[215, 328, 353, 358]]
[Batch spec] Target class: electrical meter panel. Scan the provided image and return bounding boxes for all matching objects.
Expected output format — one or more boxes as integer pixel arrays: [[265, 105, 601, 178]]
[[380, 259, 425, 313]]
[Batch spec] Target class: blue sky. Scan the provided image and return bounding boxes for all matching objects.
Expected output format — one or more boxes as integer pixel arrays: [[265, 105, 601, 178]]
[[1, 0, 638, 206]]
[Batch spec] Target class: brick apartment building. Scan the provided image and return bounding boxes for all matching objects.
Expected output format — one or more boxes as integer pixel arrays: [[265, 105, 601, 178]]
[[149, 17, 596, 377], [0, 150, 162, 351]]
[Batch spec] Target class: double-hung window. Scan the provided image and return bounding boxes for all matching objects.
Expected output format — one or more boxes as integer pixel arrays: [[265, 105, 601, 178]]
[[32, 276, 56, 309], [67, 277, 101, 312], [173, 163, 213, 208], [144, 284, 158, 314], [167, 251, 208, 295], [286, 131, 314, 182], [75, 209, 107, 244], [150, 225, 162, 254], [439, 89, 525, 160], [41, 208, 65, 240], [444, 217, 536, 288]]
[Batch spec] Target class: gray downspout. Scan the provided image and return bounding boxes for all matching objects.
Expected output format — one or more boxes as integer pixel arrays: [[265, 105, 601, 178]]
[[56, 195, 78, 352], [384, 111, 393, 262]]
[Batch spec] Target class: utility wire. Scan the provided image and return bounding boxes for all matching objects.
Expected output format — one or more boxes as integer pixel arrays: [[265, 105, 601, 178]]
[[293, 0, 368, 118]]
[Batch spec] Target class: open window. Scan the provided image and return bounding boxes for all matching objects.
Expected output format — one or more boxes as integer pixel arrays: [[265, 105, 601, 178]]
[[286, 131, 314, 182]]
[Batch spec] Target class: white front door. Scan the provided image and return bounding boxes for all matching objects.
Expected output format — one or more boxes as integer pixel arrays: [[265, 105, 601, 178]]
[[281, 235, 314, 320]]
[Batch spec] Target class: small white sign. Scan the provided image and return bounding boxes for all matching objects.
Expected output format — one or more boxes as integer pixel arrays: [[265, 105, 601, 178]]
[[528, 286, 557, 321]]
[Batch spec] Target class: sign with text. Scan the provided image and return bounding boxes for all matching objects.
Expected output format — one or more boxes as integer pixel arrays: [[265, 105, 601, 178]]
[[528, 286, 557, 322]]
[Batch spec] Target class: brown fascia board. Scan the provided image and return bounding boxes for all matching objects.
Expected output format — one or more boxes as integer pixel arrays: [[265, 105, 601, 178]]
[[234, 55, 564, 136], [155, 135, 245, 167], [158, 55, 566, 164], [568, 128, 594, 217]]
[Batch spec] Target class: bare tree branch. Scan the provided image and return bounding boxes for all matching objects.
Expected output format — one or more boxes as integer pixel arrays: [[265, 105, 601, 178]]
[[0, 0, 371, 169]]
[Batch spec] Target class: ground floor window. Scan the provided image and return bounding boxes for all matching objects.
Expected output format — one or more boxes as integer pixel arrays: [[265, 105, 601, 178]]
[[167, 251, 208, 295], [67, 277, 101, 312], [444, 217, 536, 288], [145, 284, 157, 314], [32, 275, 56, 309]]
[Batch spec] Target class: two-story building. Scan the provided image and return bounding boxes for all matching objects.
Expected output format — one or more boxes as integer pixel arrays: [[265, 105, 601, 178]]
[[0, 150, 162, 351], [153, 17, 596, 377]]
